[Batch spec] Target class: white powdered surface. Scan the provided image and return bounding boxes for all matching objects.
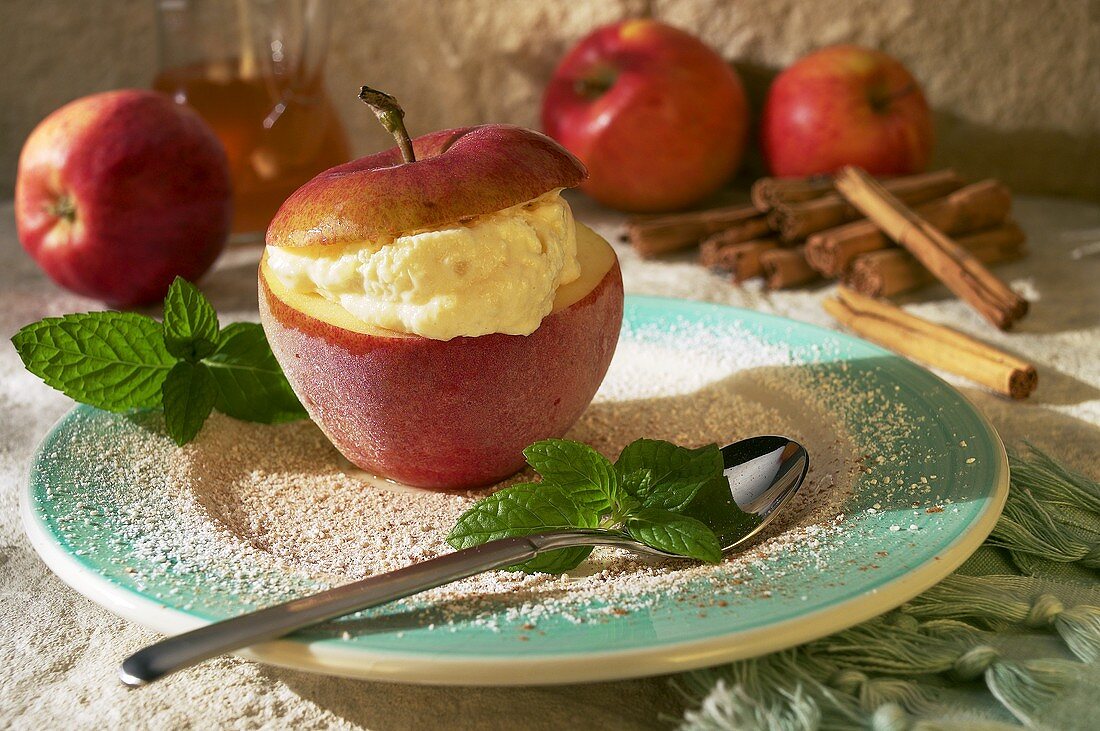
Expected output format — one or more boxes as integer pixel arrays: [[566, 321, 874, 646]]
[[88, 335, 857, 625], [2, 196, 1099, 729]]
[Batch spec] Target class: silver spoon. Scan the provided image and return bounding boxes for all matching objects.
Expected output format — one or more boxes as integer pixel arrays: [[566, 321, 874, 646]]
[[119, 435, 808, 686]]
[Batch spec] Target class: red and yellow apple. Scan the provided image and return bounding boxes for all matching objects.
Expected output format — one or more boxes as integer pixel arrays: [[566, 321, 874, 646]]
[[542, 19, 748, 213], [761, 45, 933, 177], [259, 122, 623, 489], [15, 90, 232, 306]]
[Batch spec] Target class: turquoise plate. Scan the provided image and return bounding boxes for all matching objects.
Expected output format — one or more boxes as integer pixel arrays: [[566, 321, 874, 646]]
[[22, 296, 1007, 685]]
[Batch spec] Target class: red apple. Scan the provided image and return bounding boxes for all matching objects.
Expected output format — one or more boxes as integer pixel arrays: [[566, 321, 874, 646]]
[[761, 45, 933, 177], [260, 226, 621, 489], [261, 108, 623, 489], [542, 19, 748, 213], [15, 90, 232, 306]]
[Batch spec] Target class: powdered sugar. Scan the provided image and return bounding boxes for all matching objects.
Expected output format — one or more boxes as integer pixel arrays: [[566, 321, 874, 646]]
[[39, 322, 864, 628]]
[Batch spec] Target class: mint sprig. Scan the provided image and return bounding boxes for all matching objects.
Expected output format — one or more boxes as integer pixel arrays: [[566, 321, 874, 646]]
[[12, 277, 307, 446], [446, 483, 599, 574], [448, 438, 745, 573]]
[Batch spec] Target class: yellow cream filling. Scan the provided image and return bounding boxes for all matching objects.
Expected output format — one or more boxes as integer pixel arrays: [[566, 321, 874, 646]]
[[264, 190, 587, 340], [263, 222, 616, 338]]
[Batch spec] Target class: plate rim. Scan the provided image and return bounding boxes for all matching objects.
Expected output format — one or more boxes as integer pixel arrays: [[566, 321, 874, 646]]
[[21, 295, 1010, 685]]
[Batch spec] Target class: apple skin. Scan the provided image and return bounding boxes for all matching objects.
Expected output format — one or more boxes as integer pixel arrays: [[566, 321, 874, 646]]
[[541, 19, 748, 213], [258, 257, 623, 490], [15, 90, 232, 306], [761, 45, 934, 177], [267, 125, 586, 248]]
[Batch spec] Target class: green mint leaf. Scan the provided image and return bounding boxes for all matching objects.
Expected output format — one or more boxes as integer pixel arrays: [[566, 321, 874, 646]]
[[616, 493, 642, 518], [161, 361, 217, 445], [683, 476, 762, 540], [634, 476, 710, 513], [523, 439, 618, 514], [619, 469, 653, 503], [616, 440, 724, 511], [615, 439, 723, 486], [683, 443, 725, 475], [447, 483, 599, 574], [626, 508, 723, 564], [202, 322, 307, 423], [620, 470, 651, 492], [11, 312, 175, 411], [519, 546, 593, 575], [163, 278, 220, 361]]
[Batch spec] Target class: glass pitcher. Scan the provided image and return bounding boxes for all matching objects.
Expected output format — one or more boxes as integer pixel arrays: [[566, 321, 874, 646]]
[[153, 0, 350, 239]]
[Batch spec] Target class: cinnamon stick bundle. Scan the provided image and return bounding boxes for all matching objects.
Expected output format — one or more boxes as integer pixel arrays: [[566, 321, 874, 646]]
[[700, 236, 780, 282], [844, 223, 1027, 298], [760, 246, 821, 289], [824, 287, 1037, 399], [750, 175, 834, 209], [834, 167, 1028, 329], [627, 204, 764, 258], [805, 180, 1013, 277], [769, 169, 964, 241]]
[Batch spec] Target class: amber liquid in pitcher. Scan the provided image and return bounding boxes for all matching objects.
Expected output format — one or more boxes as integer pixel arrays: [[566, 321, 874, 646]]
[[154, 61, 350, 236]]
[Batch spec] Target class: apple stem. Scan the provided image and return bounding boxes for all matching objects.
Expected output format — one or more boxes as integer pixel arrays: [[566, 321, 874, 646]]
[[358, 86, 416, 164], [574, 65, 618, 100], [871, 82, 917, 113], [48, 195, 77, 223]]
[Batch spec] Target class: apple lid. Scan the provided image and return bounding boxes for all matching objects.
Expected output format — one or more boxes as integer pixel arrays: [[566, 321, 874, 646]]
[[266, 125, 587, 248]]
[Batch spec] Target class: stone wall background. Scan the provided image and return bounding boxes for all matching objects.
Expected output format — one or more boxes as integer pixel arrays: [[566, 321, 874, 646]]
[[1, 0, 1097, 201]]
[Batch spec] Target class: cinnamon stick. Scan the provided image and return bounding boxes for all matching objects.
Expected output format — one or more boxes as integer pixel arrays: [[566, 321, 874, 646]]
[[751, 175, 834, 209], [760, 246, 821, 289], [700, 236, 780, 282], [805, 180, 1013, 277], [627, 204, 764, 258], [769, 169, 964, 241], [824, 287, 1037, 399], [697, 217, 775, 248], [844, 223, 1027, 298], [833, 167, 1028, 329]]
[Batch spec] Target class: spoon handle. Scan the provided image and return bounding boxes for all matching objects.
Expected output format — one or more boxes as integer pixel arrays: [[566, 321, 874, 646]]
[[119, 534, 553, 686]]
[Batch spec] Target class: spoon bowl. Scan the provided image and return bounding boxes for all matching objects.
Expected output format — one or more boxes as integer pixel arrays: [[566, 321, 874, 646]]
[[120, 435, 809, 686], [716, 435, 810, 548]]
